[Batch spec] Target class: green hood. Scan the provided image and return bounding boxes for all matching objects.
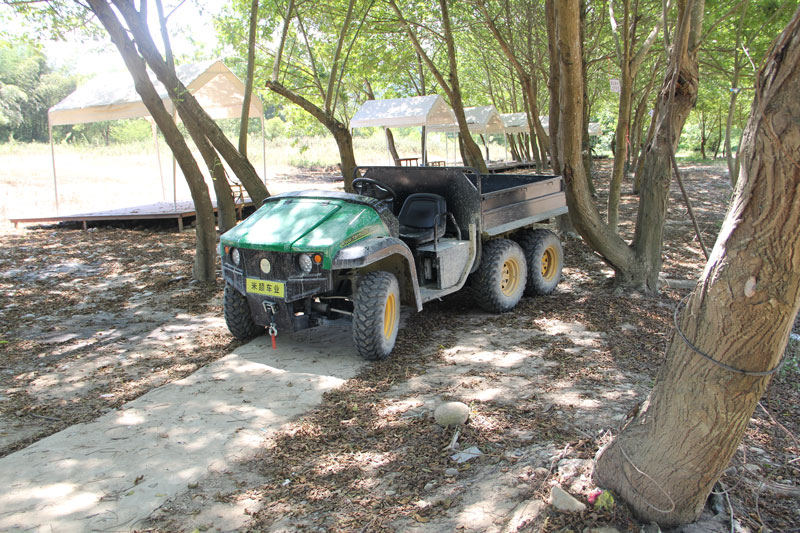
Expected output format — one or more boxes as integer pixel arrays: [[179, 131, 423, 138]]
[[220, 191, 392, 269]]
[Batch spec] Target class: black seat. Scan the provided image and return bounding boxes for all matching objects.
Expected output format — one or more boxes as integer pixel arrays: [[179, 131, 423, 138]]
[[398, 193, 447, 245]]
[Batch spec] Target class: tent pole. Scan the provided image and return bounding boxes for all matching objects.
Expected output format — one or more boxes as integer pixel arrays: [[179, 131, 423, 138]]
[[261, 114, 267, 186], [152, 121, 166, 201], [49, 124, 59, 215]]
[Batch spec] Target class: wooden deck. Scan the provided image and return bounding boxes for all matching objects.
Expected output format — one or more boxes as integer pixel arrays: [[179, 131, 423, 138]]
[[487, 161, 540, 173], [9, 198, 255, 231]]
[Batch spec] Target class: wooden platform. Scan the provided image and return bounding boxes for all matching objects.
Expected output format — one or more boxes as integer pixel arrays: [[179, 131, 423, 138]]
[[487, 161, 539, 173], [9, 198, 255, 231]]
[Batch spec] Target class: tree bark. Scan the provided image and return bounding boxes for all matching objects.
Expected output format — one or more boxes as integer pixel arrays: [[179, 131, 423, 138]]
[[238, 0, 259, 157], [387, 0, 487, 173], [630, 0, 703, 292], [595, 8, 800, 525], [385, 128, 401, 166], [607, 0, 665, 233], [87, 0, 217, 282]]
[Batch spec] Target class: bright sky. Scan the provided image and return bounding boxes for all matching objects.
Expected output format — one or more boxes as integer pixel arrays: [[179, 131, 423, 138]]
[[4, 0, 227, 78]]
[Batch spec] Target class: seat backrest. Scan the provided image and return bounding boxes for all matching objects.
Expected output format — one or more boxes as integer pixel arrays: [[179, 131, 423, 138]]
[[398, 193, 447, 229]]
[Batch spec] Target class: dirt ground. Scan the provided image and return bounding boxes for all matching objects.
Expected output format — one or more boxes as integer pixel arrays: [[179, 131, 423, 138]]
[[1, 162, 798, 532]]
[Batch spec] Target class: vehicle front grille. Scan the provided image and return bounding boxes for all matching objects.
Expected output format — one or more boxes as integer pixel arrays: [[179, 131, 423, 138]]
[[240, 250, 296, 280]]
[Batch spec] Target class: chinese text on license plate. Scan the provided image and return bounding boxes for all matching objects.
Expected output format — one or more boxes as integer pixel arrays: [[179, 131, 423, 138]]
[[246, 278, 285, 298]]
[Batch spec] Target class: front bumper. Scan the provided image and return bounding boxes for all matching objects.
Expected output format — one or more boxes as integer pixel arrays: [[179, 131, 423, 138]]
[[221, 250, 333, 332]]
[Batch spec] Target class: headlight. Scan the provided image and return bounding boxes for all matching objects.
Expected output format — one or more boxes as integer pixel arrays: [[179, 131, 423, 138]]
[[298, 253, 313, 273], [231, 248, 241, 266]]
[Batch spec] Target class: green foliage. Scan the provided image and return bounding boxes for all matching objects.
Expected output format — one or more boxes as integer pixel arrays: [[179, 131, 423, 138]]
[[0, 41, 75, 142]]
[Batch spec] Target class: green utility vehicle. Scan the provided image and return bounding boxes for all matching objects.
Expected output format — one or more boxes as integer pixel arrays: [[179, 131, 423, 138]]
[[219, 166, 567, 359]]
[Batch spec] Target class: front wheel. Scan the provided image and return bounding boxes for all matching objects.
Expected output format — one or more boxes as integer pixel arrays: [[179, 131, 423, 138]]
[[472, 239, 527, 313], [352, 272, 400, 361], [518, 229, 563, 296], [223, 283, 263, 340]]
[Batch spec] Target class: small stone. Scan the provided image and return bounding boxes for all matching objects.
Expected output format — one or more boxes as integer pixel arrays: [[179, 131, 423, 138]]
[[444, 468, 459, 477], [587, 528, 621, 533], [534, 467, 550, 477], [744, 277, 757, 298], [434, 401, 470, 427], [550, 485, 586, 512], [423, 482, 435, 491]]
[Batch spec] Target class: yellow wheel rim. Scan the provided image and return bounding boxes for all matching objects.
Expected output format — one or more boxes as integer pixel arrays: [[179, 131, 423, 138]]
[[383, 292, 397, 339], [541, 247, 558, 282], [500, 258, 521, 297]]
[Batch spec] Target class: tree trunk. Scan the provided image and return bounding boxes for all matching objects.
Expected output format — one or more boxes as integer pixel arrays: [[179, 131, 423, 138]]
[[238, 0, 259, 157], [630, 0, 703, 293], [385, 128, 401, 166], [608, 62, 633, 232], [595, 9, 800, 525], [88, 0, 217, 282], [554, 0, 637, 275], [332, 125, 357, 190]]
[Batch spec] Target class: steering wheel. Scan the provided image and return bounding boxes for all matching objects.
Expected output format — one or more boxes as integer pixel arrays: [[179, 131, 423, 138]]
[[352, 178, 397, 205]]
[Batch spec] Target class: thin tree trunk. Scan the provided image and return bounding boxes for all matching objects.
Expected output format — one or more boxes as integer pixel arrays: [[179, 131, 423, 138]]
[[388, 0, 487, 173], [595, 10, 800, 525], [88, 0, 216, 282], [238, 0, 259, 157], [154, 0, 236, 232], [630, 0, 703, 292], [385, 128, 401, 166]]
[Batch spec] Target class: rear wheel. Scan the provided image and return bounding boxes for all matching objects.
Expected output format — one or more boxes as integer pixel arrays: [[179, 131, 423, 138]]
[[352, 272, 400, 360], [518, 229, 563, 296], [472, 239, 527, 313], [223, 282, 263, 340]]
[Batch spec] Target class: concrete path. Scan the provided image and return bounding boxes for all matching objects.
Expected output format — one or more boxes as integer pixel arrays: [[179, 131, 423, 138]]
[[0, 322, 365, 532]]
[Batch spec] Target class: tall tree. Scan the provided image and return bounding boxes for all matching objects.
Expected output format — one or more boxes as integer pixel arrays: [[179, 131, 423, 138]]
[[238, 0, 259, 158], [606, 0, 666, 233], [154, 0, 237, 233], [553, 0, 704, 293], [86, 0, 218, 281], [387, 0, 488, 173], [262, 0, 370, 190], [595, 7, 800, 524]]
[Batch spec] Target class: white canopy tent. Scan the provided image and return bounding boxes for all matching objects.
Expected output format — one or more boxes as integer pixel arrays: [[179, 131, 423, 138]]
[[349, 95, 456, 165], [428, 105, 505, 134], [501, 113, 602, 137], [47, 59, 266, 213], [428, 105, 507, 162]]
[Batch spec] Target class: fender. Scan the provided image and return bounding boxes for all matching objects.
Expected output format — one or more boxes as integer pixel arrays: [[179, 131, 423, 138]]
[[332, 236, 422, 312]]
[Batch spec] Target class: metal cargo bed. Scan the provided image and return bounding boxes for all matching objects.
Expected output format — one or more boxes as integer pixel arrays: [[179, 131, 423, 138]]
[[355, 166, 567, 238]]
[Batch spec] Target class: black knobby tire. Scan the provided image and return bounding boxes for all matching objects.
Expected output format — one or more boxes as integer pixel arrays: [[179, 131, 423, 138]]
[[517, 229, 563, 296], [352, 272, 400, 361], [472, 238, 527, 313], [223, 282, 263, 340]]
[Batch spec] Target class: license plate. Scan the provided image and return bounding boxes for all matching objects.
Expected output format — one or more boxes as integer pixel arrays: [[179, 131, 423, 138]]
[[245, 278, 285, 298]]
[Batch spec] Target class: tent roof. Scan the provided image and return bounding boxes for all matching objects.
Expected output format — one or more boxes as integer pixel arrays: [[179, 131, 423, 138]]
[[48, 59, 263, 127], [428, 105, 505, 134], [501, 113, 602, 136], [500, 112, 528, 133], [349, 95, 456, 129]]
